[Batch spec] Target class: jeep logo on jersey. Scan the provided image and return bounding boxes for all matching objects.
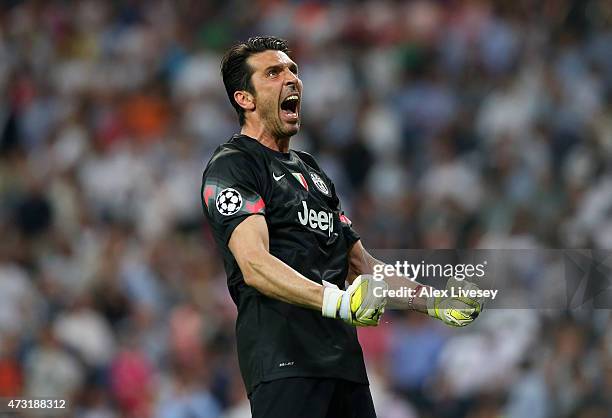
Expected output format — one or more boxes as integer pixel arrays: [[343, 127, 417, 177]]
[[216, 188, 242, 216], [297, 201, 334, 236], [310, 172, 330, 196]]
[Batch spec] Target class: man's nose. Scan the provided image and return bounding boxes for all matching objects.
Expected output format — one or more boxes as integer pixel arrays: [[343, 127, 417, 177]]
[[284, 70, 299, 86]]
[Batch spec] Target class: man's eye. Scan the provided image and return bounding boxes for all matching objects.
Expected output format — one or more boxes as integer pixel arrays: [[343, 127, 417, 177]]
[[268, 70, 278, 77]]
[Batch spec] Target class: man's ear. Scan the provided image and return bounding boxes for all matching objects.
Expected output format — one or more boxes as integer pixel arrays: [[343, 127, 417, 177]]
[[234, 90, 255, 111]]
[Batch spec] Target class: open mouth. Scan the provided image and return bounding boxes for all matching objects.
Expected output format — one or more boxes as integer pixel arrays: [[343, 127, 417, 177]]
[[280, 94, 299, 121]]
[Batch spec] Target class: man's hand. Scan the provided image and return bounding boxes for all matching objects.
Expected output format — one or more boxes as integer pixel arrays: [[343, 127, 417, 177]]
[[322, 275, 387, 326], [427, 278, 484, 327]]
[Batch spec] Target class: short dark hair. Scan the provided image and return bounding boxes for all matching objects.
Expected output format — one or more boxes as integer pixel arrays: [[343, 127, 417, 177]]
[[221, 36, 290, 126]]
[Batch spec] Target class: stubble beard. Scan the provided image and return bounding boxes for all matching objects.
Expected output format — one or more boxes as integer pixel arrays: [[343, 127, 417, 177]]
[[259, 97, 299, 139]]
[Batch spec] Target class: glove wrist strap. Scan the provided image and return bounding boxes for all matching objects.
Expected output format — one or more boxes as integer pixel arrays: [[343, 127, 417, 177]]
[[426, 294, 439, 319], [322, 287, 344, 319]]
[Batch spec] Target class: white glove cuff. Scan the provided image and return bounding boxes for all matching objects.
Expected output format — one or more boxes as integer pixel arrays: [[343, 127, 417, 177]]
[[322, 287, 344, 318], [426, 295, 437, 318], [338, 286, 352, 321]]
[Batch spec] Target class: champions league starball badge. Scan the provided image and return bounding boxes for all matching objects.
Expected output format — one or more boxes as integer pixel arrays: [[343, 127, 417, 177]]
[[216, 188, 243, 216]]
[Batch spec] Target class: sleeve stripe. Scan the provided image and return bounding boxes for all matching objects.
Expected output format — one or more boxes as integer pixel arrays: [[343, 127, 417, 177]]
[[245, 197, 265, 214], [203, 185, 215, 208], [340, 213, 352, 226]]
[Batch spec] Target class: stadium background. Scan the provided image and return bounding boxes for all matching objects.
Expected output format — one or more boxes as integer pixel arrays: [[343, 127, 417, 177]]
[[0, 0, 611, 417]]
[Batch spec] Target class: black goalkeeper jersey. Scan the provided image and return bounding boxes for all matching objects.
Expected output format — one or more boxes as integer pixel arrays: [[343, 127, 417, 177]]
[[201, 134, 368, 393]]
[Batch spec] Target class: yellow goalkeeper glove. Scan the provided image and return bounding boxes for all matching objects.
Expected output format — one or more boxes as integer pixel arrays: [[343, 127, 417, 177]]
[[322, 275, 388, 326], [427, 278, 484, 327]]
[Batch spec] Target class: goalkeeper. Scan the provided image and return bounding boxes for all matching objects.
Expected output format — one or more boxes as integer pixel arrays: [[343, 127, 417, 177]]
[[202, 36, 483, 418]]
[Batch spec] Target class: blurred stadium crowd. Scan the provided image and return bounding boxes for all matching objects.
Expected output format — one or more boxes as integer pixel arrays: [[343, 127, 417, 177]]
[[0, 0, 611, 417]]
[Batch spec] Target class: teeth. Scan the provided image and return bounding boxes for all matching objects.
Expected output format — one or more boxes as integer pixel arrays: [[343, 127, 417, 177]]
[[285, 95, 299, 101]]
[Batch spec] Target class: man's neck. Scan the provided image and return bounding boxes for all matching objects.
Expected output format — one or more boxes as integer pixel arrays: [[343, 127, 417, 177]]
[[241, 125, 290, 153]]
